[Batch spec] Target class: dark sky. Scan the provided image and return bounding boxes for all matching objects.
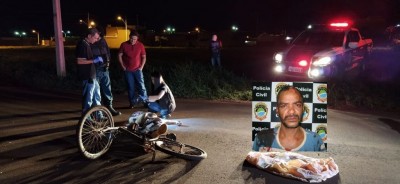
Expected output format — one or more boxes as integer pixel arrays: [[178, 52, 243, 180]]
[[0, 0, 399, 37]]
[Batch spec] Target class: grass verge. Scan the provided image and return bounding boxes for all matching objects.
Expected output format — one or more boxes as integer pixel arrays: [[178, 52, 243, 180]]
[[0, 47, 252, 101], [0, 47, 399, 113]]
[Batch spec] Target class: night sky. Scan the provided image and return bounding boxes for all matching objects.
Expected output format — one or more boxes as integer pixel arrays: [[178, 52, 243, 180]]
[[0, 0, 399, 37]]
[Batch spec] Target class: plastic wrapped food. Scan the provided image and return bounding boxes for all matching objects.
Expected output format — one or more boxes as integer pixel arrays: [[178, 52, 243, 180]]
[[246, 151, 339, 183]]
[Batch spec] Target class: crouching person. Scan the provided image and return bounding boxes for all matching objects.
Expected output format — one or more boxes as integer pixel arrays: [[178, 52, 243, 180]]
[[147, 71, 176, 119]]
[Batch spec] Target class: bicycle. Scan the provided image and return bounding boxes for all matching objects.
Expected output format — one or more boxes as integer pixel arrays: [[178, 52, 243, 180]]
[[76, 105, 207, 161]]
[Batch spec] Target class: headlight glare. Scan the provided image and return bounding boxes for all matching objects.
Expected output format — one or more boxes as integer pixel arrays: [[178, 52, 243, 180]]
[[313, 56, 332, 66], [274, 53, 283, 63]]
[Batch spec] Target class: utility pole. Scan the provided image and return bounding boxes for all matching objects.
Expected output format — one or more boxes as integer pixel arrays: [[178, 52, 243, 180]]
[[52, 0, 66, 77], [87, 12, 90, 28]]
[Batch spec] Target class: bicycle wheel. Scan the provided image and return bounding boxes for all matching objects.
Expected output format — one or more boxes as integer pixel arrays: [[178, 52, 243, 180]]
[[155, 137, 207, 161], [76, 105, 115, 159]]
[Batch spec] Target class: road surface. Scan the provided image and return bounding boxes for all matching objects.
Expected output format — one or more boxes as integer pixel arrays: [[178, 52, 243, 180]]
[[0, 85, 399, 184]]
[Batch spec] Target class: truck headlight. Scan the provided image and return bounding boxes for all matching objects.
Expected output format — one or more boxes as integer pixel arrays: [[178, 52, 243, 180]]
[[274, 65, 284, 73], [312, 56, 332, 66], [310, 69, 320, 77], [274, 53, 283, 63]]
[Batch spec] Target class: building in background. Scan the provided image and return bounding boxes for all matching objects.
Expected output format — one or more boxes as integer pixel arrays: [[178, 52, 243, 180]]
[[104, 25, 134, 48]]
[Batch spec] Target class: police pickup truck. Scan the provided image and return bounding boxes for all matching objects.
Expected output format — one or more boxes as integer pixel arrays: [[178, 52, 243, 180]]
[[273, 22, 373, 79]]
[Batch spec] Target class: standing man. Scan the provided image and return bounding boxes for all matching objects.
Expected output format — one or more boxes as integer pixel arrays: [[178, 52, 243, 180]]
[[76, 28, 103, 114], [252, 86, 325, 152], [210, 34, 222, 67], [118, 30, 148, 108], [91, 31, 121, 116]]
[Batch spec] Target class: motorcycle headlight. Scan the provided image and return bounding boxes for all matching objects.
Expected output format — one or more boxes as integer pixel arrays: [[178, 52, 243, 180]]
[[312, 56, 332, 66], [274, 53, 283, 63]]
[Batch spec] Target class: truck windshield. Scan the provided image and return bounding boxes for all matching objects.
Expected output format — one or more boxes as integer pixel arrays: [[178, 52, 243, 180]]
[[293, 31, 345, 47]]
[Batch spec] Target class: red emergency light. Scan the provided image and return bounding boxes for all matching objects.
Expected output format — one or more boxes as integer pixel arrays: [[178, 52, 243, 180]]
[[330, 22, 349, 27]]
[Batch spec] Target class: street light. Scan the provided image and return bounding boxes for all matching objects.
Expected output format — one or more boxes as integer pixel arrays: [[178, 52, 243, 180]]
[[14, 31, 27, 37], [89, 21, 96, 28], [79, 19, 95, 28], [79, 19, 87, 25], [14, 31, 26, 37], [231, 25, 239, 32], [117, 16, 128, 40], [62, 30, 70, 37], [32, 30, 40, 45], [163, 26, 175, 34]]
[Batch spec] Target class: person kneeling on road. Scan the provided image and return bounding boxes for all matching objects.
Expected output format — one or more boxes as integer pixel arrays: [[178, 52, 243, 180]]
[[146, 71, 176, 119]]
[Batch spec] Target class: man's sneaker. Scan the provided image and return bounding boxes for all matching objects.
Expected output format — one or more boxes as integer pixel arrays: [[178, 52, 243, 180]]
[[107, 106, 122, 116]]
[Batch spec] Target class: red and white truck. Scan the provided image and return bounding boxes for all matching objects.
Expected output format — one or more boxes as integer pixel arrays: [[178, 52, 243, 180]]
[[273, 21, 373, 79]]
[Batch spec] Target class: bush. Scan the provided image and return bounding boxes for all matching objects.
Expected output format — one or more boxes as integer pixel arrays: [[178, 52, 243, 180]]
[[0, 48, 252, 101], [145, 62, 251, 100]]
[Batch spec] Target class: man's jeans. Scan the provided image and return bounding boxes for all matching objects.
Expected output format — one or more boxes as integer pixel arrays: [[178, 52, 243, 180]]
[[148, 102, 169, 117], [125, 70, 147, 105], [82, 79, 101, 113], [211, 54, 221, 67], [96, 69, 113, 106]]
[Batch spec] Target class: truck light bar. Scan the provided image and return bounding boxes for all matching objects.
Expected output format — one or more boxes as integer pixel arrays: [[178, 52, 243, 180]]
[[330, 22, 349, 27]]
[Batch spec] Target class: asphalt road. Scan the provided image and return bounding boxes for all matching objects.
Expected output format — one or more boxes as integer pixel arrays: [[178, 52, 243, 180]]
[[0, 85, 399, 184]]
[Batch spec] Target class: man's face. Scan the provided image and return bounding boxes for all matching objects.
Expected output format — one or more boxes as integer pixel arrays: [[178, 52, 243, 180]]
[[87, 33, 100, 44], [129, 36, 138, 45], [151, 76, 161, 86], [212, 35, 217, 41], [276, 88, 304, 128]]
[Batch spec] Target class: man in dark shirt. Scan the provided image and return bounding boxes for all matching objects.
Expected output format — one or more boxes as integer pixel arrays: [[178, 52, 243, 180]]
[[75, 28, 103, 114], [91, 32, 121, 116], [210, 34, 222, 67]]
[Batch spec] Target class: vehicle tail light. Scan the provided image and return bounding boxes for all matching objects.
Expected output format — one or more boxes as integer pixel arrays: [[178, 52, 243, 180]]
[[299, 60, 308, 66]]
